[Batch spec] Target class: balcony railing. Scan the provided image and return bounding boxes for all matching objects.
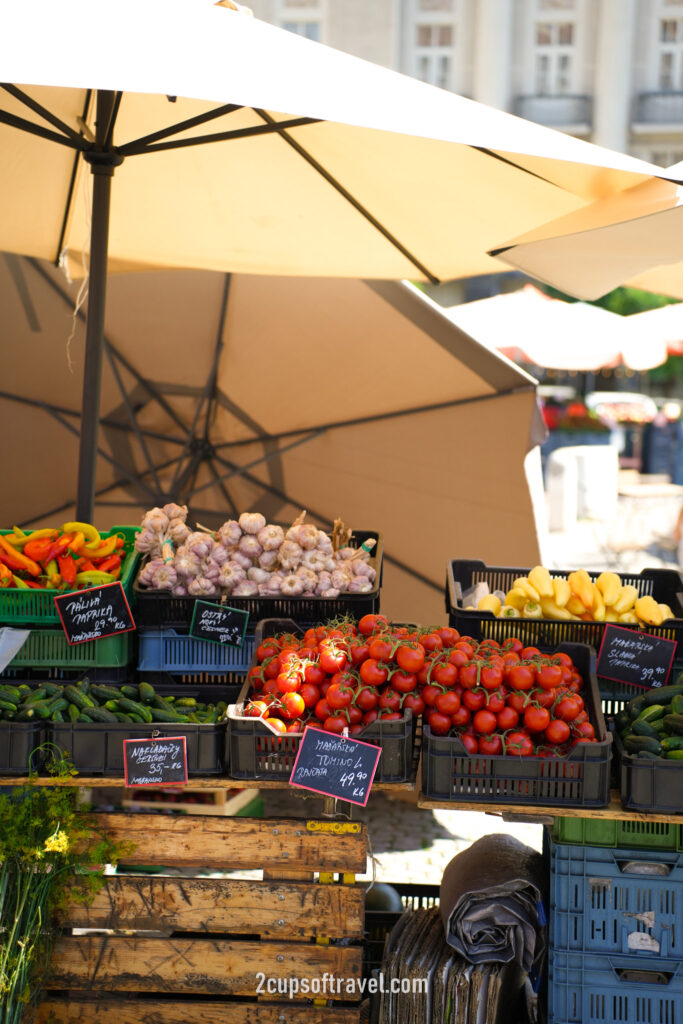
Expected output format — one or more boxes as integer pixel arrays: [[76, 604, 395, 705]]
[[633, 91, 683, 126], [514, 94, 592, 129]]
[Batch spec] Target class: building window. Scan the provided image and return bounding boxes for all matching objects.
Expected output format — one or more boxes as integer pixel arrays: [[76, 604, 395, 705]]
[[409, 0, 456, 90], [282, 20, 320, 40], [278, 1, 323, 43], [658, 16, 683, 88], [534, 19, 576, 94]]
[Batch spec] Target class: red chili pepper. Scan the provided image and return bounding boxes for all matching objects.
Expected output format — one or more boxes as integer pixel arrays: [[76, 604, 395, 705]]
[[96, 555, 122, 574], [44, 534, 74, 564], [74, 558, 96, 572], [57, 554, 77, 586], [0, 544, 41, 577]]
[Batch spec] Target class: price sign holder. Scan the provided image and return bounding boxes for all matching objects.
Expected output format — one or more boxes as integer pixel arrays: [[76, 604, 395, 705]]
[[54, 581, 135, 645], [189, 600, 249, 647], [596, 623, 677, 689], [289, 726, 381, 806], [123, 735, 188, 787]]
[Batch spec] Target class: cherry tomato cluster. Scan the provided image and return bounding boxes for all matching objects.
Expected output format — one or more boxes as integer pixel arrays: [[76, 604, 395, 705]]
[[241, 615, 598, 755]]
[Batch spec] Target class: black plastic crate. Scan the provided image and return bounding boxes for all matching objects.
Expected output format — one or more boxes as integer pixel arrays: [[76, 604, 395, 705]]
[[133, 529, 383, 630], [446, 559, 683, 654], [421, 642, 612, 806], [550, 840, 683, 960], [549, 949, 683, 1024], [227, 617, 417, 783], [614, 730, 683, 814], [0, 721, 46, 775], [48, 721, 227, 776], [364, 882, 440, 980]]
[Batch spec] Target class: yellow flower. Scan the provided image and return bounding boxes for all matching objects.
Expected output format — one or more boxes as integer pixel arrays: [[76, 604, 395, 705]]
[[43, 830, 69, 855]]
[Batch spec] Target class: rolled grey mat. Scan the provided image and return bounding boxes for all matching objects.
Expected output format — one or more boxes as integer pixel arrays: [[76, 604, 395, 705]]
[[439, 834, 547, 976]]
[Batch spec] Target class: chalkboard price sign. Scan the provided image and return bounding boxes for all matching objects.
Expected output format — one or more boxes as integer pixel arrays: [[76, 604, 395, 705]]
[[597, 624, 677, 689], [289, 726, 381, 806], [54, 582, 136, 645], [123, 735, 188, 787], [189, 600, 249, 647]]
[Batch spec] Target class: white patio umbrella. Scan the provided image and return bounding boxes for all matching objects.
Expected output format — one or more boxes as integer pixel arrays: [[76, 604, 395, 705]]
[[443, 285, 668, 371], [0, 0, 666, 519], [490, 165, 683, 301]]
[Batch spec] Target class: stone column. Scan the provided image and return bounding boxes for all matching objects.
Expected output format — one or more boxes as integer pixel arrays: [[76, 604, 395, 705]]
[[593, 0, 637, 153], [472, 0, 514, 111]]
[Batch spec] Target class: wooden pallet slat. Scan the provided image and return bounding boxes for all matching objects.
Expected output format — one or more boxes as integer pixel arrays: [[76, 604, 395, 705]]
[[49, 935, 362, 998], [83, 814, 367, 872], [37, 997, 362, 1024], [58, 875, 364, 940]]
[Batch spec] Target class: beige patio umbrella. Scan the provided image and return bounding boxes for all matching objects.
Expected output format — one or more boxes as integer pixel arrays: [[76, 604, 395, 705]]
[[0, 0, 667, 520], [443, 285, 668, 371], [1, 254, 543, 622], [490, 167, 683, 301]]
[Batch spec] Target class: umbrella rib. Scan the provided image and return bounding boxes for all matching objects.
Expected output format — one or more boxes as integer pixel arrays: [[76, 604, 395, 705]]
[[0, 107, 83, 149], [103, 91, 123, 150], [117, 103, 244, 155], [213, 387, 530, 449], [207, 458, 238, 515], [55, 90, 93, 265], [0, 84, 86, 146], [472, 146, 563, 188], [102, 344, 162, 494], [189, 429, 324, 499], [211, 450, 442, 594], [253, 108, 441, 285], [125, 116, 321, 155], [25, 257, 190, 434]]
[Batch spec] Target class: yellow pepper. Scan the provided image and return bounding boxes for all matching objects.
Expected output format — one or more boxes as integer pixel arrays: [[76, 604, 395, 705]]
[[596, 571, 622, 608], [504, 588, 528, 611], [540, 596, 577, 621], [613, 585, 638, 615], [528, 565, 554, 598], [522, 600, 543, 619], [566, 595, 587, 617], [500, 606, 520, 618], [568, 570, 594, 610], [552, 577, 571, 608], [513, 578, 540, 603], [478, 594, 502, 615], [634, 595, 663, 627]]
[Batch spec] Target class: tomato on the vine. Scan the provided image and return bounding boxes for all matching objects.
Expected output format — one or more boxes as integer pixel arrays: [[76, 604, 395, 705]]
[[396, 644, 426, 673], [462, 689, 486, 712], [326, 682, 354, 710], [280, 692, 306, 720], [391, 669, 418, 693], [324, 715, 349, 734], [369, 636, 394, 662], [451, 705, 472, 727], [478, 734, 503, 755], [436, 626, 460, 647], [359, 658, 388, 687], [524, 705, 551, 733], [318, 641, 348, 674], [506, 664, 534, 691], [431, 662, 458, 688], [427, 710, 452, 735], [378, 688, 402, 712], [402, 692, 426, 716], [357, 614, 389, 636], [545, 718, 570, 745], [496, 706, 519, 730], [480, 665, 504, 691], [355, 685, 379, 711], [505, 730, 534, 756], [472, 709, 497, 735], [434, 690, 461, 715]]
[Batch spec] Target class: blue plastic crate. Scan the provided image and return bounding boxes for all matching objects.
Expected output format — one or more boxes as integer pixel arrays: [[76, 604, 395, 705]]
[[550, 842, 683, 960], [549, 949, 683, 1024], [137, 628, 255, 680]]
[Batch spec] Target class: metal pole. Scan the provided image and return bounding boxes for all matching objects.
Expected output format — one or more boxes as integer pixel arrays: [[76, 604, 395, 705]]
[[75, 91, 123, 521]]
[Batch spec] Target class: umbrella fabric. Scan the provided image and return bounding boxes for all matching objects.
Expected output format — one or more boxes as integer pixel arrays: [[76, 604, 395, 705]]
[[490, 170, 683, 301], [0, 0, 668, 284], [621, 301, 683, 357], [444, 285, 668, 371], [439, 835, 547, 976], [0, 255, 545, 623]]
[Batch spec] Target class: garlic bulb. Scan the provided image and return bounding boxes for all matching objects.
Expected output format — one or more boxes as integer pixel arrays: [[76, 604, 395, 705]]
[[218, 520, 242, 547], [247, 567, 270, 585], [258, 549, 280, 570], [218, 562, 246, 589], [162, 502, 188, 522], [172, 583, 188, 596], [152, 564, 178, 591], [137, 557, 165, 587], [238, 534, 262, 560], [347, 578, 373, 594], [280, 574, 305, 596], [188, 576, 217, 597], [301, 549, 327, 573], [134, 527, 158, 554], [231, 550, 253, 571], [278, 540, 302, 570], [322, 588, 340, 598], [297, 524, 320, 550], [316, 532, 334, 554], [257, 524, 285, 551], [174, 549, 202, 579], [336, 546, 356, 561], [184, 531, 214, 561], [296, 567, 318, 591], [232, 579, 259, 597], [168, 519, 191, 546], [239, 512, 266, 535]]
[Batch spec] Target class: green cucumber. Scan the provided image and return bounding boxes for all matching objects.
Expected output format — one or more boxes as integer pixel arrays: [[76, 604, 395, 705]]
[[67, 704, 80, 723], [149, 707, 190, 723], [117, 698, 153, 723], [672, 694, 683, 715], [15, 708, 36, 721], [138, 682, 157, 705], [0, 686, 22, 702], [64, 685, 96, 710], [664, 750, 683, 759], [624, 734, 662, 756], [78, 712, 94, 723], [85, 706, 119, 724], [76, 677, 91, 694], [113, 712, 132, 723], [661, 735, 683, 751], [632, 719, 661, 740], [120, 685, 140, 700], [0, 699, 18, 713], [636, 704, 666, 723], [50, 710, 65, 722], [174, 698, 198, 709], [91, 684, 124, 703], [662, 714, 683, 736], [23, 687, 48, 705], [41, 682, 61, 697]]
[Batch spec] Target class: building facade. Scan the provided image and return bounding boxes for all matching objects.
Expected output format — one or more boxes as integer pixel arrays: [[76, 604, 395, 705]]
[[246, 0, 683, 166]]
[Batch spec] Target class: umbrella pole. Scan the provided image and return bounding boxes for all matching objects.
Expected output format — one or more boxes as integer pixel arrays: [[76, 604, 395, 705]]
[[76, 91, 123, 522]]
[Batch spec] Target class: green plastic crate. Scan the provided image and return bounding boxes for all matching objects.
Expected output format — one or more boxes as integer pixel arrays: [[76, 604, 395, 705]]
[[0, 525, 140, 626], [552, 816, 683, 852], [7, 628, 133, 670]]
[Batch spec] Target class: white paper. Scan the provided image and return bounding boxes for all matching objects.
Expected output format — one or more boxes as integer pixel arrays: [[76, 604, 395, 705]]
[[0, 627, 31, 674]]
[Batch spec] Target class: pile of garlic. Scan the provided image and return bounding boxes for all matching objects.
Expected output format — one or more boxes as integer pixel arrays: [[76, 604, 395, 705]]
[[135, 510, 376, 599]]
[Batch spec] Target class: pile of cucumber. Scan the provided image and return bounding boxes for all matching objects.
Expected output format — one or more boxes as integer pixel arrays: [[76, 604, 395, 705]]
[[614, 682, 683, 760], [0, 678, 228, 725]]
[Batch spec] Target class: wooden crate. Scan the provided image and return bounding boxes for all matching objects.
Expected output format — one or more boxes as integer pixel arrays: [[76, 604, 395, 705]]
[[120, 786, 261, 816], [38, 813, 367, 1023]]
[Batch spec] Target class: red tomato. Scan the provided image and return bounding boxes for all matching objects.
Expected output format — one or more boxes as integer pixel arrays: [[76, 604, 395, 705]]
[[573, 720, 595, 739], [326, 682, 354, 710], [478, 734, 503, 755], [303, 662, 325, 686], [506, 664, 535, 691], [427, 711, 452, 735], [378, 711, 403, 720], [369, 636, 394, 662], [555, 652, 574, 668], [485, 688, 506, 713], [480, 665, 504, 691], [348, 641, 370, 666], [502, 651, 521, 668], [420, 632, 443, 653], [521, 646, 542, 660], [318, 641, 348, 675], [421, 684, 441, 708], [277, 671, 302, 695], [391, 669, 418, 694], [402, 692, 426, 716], [462, 689, 486, 712], [349, 723, 365, 736], [324, 715, 348, 734], [454, 641, 476, 660], [436, 626, 460, 647], [451, 705, 472, 727], [472, 709, 498, 734], [347, 704, 363, 725], [244, 700, 270, 719], [299, 683, 321, 710], [263, 656, 281, 680], [359, 658, 388, 687], [280, 692, 306, 720], [431, 662, 458, 688], [378, 688, 402, 712], [314, 697, 332, 721], [285, 721, 302, 733], [362, 709, 379, 725], [460, 732, 480, 754], [545, 718, 570, 744], [355, 685, 379, 711], [435, 690, 461, 715], [266, 717, 287, 734], [448, 648, 470, 669], [496, 706, 519, 730], [507, 690, 531, 714], [531, 687, 558, 709], [262, 678, 282, 698], [554, 696, 582, 722], [357, 614, 389, 636], [535, 663, 563, 691], [459, 664, 479, 690], [524, 706, 551, 733], [256, 641, 279, 662], [503, 637, 524, 654], [396, 644, 426, 673], [505, 730, 534, 756]]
